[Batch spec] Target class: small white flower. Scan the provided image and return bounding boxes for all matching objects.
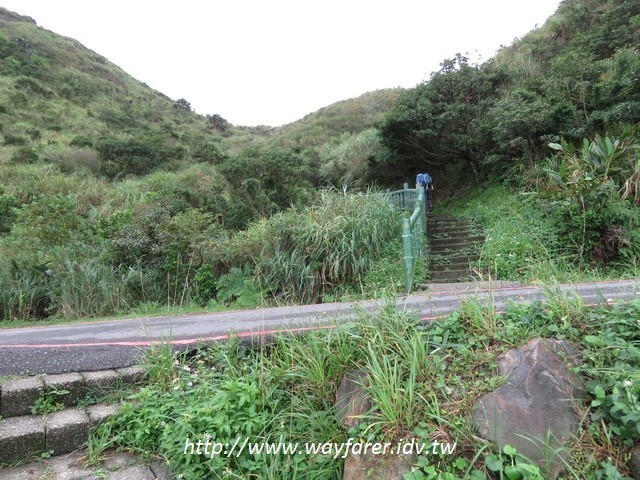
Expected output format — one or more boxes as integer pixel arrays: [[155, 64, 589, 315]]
[[623, 380, 633, 388], [187, 381, 193, 387], [183, 365, 191, 372]]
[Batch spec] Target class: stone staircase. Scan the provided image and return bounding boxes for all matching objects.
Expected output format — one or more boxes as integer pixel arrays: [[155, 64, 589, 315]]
[[427, 215, 485, 283], [0, 366, 173, 479]]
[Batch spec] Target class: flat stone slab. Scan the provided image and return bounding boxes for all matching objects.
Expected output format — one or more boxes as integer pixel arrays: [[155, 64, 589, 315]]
[[1, 376, 43, 417], [45, 409, 90, 455], [336, 369, 371, 428], [0, 415, 45, 465], [0, 450, 165, 479], [472, 338, 583, 477], [343, 452, 416, 480]]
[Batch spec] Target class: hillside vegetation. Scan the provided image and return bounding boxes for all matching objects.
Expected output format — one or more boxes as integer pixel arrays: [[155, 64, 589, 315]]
[[379, 0, 640, 277], [1, 0, 639, 324], [0, 7, 408, 322]]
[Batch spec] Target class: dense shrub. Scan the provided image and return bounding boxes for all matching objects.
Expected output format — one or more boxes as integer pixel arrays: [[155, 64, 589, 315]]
[[0, 184, 17, 234], [217, 146, 314, 228], [318, 128, 384, 186], [541, 134, 640, 267], [96, 136, 184, 178], [204, 191, 399, 303]]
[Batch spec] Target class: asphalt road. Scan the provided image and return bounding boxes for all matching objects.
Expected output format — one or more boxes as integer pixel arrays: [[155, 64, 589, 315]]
[[0, 279, 637, 375]]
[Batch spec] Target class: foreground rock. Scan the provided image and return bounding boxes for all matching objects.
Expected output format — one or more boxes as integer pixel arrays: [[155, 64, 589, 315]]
[[336, 369, 416, 480], [472, 338, 584, 478], [336, 369, 371, 429], [631, 444, 640, 480], [343, 451, 416, 480]]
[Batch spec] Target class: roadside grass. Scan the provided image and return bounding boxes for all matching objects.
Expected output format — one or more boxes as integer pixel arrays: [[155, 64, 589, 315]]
[[0, 220, 419, 330], [87, 296, 639, 479]]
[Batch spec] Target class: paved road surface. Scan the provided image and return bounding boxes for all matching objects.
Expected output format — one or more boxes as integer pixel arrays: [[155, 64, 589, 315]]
[[0, 280, 637, 375]]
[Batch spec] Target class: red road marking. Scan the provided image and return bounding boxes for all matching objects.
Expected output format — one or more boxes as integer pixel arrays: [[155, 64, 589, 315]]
[[0, 324, 338, 349]]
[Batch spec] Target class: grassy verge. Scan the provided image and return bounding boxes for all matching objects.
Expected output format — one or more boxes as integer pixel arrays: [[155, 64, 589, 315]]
[[439, 185, 637, 283], [88, 295, 639, 479], [1, 190, 415, 328]]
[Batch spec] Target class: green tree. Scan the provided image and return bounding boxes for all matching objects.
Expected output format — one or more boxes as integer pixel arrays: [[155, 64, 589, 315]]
[[217, 146, 314, 228], [96, 135, 183, 178], [378, 54, 508, 182]]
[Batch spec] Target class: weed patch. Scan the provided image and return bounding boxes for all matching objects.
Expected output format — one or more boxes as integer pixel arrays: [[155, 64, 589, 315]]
[[87, 298, 638, 478]]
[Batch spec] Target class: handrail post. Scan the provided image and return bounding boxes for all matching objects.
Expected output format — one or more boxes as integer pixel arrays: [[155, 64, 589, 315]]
[[402, 217, 413, 292]]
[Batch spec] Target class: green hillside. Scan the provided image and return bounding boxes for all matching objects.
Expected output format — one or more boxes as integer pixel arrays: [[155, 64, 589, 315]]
[[0, 0, 638, 324], [0, 6, 407, 322], [0, 7, 224, 167], [0, 6, 396, 173], [378, 0, 639, 277]]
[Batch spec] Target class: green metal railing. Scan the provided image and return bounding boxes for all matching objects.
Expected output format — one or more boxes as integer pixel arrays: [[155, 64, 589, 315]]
[[382, 183, 427, 292], [401, 187, 426, 292], [385, 182, 420, 211]]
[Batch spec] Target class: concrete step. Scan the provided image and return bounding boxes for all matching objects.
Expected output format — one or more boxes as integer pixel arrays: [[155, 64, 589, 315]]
[[427, 222, 476, 231], [429, 245, 482, 255], [0, 404, 119, 464], [429, 235, 485, 248], [430, 255, 480, 268], [426, 215, 460, 221], [430, 269, 480, 283], [0, 366, 146, 419], [427, 217, 478, 227], [428, 225, 483, 236]]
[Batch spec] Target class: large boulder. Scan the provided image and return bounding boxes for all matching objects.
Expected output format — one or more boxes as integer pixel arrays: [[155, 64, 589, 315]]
[[472, 338, 584, 478]]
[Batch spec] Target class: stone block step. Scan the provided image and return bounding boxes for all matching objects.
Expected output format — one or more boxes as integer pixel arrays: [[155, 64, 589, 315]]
[[429, 245, 481, 255], [0, 450, 173, 480], [0, 366, 146, 419], [0, 404, 119, 464], [430, 270, 480, 283], [427, 218, 477, 227], [429, 235, 485, 248], [430, 255, 480, 268], [428, 226, 483, 236]]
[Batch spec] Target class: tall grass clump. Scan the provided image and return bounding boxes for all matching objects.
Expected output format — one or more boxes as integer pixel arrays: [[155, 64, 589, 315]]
[[210, 190, 399, 304], [50, 257, 136, 318], [0, 256, 138, 321]]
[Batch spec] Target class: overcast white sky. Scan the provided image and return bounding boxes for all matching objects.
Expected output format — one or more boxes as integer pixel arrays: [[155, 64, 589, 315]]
[[1, 0, 562, 126]]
